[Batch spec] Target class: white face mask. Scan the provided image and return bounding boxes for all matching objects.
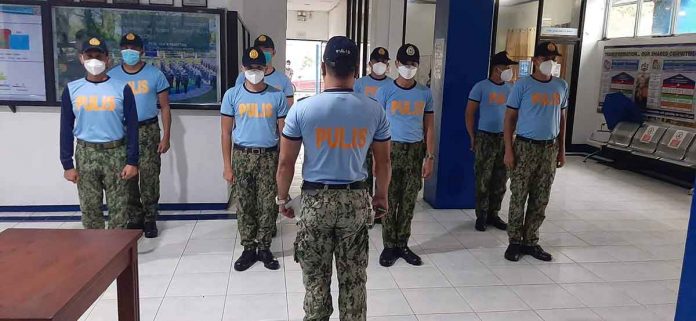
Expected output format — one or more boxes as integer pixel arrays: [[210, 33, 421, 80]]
[[244, 69, 265, 85], [372, 62, 387, 76], [398, 65, 418, 80], [500, 68, 513, 82], [83, 58, 106, 76], [539, 60, 556, 76]]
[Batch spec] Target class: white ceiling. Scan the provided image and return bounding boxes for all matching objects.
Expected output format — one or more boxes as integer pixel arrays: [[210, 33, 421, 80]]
[[287, 0, 341, 12]]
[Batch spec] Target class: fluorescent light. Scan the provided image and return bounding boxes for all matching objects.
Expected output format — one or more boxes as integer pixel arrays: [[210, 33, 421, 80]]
[[679, 10, 686, 16]]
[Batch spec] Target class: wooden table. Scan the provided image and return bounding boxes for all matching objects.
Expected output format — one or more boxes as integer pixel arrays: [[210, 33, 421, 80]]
[[0, 229, 142, 321]]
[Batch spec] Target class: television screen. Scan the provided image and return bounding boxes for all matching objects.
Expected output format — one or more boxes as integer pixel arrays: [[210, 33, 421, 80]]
[[52, 6, 222, 105], [0, 4, 47, 102]]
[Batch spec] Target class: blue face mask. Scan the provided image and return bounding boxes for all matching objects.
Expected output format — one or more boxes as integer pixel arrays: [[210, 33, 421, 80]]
[[263, 51, 273, 66], [121, 49, 141, 66]]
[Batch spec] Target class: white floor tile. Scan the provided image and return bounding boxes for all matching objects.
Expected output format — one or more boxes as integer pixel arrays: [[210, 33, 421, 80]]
[[184, 238, 236, 255], [165, 272, 229, 297], [13, 221, 64, 229], [416, 313, 480, 321], [369, 316, 418, 321], [367, 289, 413, 317], [87, 297, 162, 321], [440, 266, 504, 287], [190, 220, 238, 240], [155, 296, 225, 321], [560, 283, 639, 307], [223, 293, 288, 321], [366, 268, 399, 290], [511, 285, 585, 310], [469, 248, 531, 267], [535, 308, 602, 321], [477, 310, 543, 321], [139, 256, 179, 276], [175, 254, 232, 274], [592, 306, 662, 321], [611, 281, 678, 305], [390, 266, 450, 288], [402, 288, 472, 314], [228, 270, 286, 295], [456, 286, 529, 312], [489, 266, 554, 285], [535, 264, 602, 283]]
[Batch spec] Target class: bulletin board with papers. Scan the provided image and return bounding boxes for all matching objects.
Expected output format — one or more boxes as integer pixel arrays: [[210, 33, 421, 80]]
[[599, 44, 696, 127]]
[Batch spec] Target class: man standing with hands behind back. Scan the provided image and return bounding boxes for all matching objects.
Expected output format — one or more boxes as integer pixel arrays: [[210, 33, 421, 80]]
[[109, 32, 172, 238], [503, 41, 568, 262], [276, 36, 392, 321]]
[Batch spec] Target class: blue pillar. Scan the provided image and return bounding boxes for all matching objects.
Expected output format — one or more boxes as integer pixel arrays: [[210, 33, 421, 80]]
[[423, 0, 494, 208], [676, 180, 696, 320]]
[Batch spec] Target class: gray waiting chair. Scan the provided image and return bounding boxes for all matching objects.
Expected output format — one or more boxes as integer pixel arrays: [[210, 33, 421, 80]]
[[655, 127, 695, 164], [629, 123, 668, 158], [607, 122, 641, 151]]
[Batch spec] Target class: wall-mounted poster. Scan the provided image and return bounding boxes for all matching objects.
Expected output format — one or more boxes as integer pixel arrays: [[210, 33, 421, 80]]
[[52, 6, 222, 105], [599, 44, 696, 127], [0, 4, 46, 102]]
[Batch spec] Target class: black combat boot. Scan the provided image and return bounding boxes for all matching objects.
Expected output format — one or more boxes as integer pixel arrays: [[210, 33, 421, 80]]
[[504, 244, 522, 262], [379, 247, 399, 267], [399, 247, 423, 266], [522, 245, 553, 262], [475, 216, 487, 232], [257, 249, 280, 270], [487, 215, 508, 231], [143, 221, 158, 238], [234, 248, 258, 271]]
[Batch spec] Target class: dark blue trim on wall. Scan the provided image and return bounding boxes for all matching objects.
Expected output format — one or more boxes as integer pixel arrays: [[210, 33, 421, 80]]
[[0, 213, 236, 222], [676, 177, 696, 320], [0, 203, 228, 213]]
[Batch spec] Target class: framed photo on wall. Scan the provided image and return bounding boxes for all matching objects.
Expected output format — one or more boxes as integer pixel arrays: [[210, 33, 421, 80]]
[[114, 0, 140, 4], [148, 0, 173, 5], [183, 0, 207, 7]]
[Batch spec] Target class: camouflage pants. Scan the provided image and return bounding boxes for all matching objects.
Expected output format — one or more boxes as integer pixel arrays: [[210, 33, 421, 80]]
[[127, 121, 161, 224], [365, 148, 374, 195], [507, 139, 558, 245], [474, 132, 508, 220], [232, 150, 279, 250], [75, 143, 129, 229], [294, 189, 371, 321], [383, 142, 424, 248]]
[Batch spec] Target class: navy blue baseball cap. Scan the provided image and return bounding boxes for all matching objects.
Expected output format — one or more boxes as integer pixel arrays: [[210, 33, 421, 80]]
[[82, 37, 108, 53], [397, 43, 420, 64], [535, 41, 562, 58], [242, 46, 267, 67], [120, 32, 144, 48], [254, 35, 275, 49], [323, 36, 358, 68], [370, 47, 390, 62]]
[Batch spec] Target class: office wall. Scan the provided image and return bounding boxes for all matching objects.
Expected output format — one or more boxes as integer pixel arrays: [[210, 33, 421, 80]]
[[572, 0, 696, 145], [369, 0, 405, 79], [328, 0, 347, 38], [495, 1, 538, 53], [0, 0, 287, 207], [287, 11, 330, 40]]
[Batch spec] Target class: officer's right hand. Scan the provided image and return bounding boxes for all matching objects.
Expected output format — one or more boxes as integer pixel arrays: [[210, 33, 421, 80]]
[[280, 205, 295, 219], [223, 168, 235, 184], [121, 165, 138, 180], [372, 196, 388, 219], [504, 150, 515, 170], [469, 138, 475, 152], [64, 169, 79, 184]]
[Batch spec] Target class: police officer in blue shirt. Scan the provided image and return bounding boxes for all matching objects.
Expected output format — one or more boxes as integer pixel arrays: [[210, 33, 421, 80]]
[[503, 41, 568, 262], [276, 36, 392, 321], [235, 35, 294, 107], [375, 43, 434, 267], [60, 37, 139, 229], [109, 32, 172, 238], [466, 51, 517, 232], [221, 46, 289, 272], [354, 47, 392, 99]]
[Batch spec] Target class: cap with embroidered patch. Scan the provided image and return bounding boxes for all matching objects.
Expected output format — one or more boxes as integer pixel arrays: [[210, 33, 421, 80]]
[[242, 46, 267, 67], [254, 34, 275, 49], [534, 41, 562, 57], [120, 32, 144, 48], [323, 36, 358, 68], [370, 47, 390, 62], [82, 37, 108, 53], [397, 43, 420, 64], [491, 51, 518, 66]]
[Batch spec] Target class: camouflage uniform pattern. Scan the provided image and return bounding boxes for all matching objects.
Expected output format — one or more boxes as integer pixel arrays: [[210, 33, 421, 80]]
[[232, 150, 279, 250], [474, 132, 508, 220], [365, 148, 374, 195], [294, 189, 371, 321], [382, 142, 424, 248], [507, 139, 558, 245], [75, 144, 130, 229], [127, 121, 161, 224]]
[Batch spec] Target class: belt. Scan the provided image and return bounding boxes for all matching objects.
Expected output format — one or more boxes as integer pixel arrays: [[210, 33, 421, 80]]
[[234, 144, 278, 154], [478, 130, 504, 137], [77, 139, 125, 149], [301, 181, 367, 190], [139, 117, 158, 126], [392, 141, 423, 149], [516, 135, 557, 146]]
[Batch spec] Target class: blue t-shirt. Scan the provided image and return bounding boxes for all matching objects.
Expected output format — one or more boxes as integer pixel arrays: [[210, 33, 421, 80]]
[[282, 89, 391, 184], [59, 77, 139, 170], [354, 75, 391, 99], [507, 76, 569, 140], [221, 84, 289, 148], [235, 68, 294, 98], [468, 79, 513, 133], [108, 63, 170, 121], [376, 81, 433, 143]]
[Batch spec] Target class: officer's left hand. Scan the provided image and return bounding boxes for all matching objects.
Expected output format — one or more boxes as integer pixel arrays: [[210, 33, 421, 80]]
[[422, 159, 434, 179], [556, 152, 566, 168], [280, 205, 295, 219], [121, 165, 139, 180], [158, 138, 171, 154]]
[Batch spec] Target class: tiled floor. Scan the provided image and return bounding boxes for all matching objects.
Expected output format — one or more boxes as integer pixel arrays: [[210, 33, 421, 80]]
[[0, 158, 690, 321]]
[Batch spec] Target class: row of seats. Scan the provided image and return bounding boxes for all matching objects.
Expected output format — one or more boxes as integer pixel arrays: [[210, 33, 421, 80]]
[[600, 122, 696, 168]]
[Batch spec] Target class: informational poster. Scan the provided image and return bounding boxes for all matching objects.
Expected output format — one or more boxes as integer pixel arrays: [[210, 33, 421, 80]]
[[0, 4, 46, 102], [53, 6, 221, 105], [432, 38, 444, 80], [518, 59, 532, 78], [599, 44, 696, 126], [668, 130, 688, 149], [640, 125, 659, 143]]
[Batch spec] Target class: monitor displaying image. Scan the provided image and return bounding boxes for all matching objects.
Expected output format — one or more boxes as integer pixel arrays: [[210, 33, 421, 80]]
[[52, 6, 222, 105], [0, 4, 47, 102]]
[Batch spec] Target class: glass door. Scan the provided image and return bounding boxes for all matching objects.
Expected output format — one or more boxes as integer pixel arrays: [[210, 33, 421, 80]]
[[287, 40, 326, 99]]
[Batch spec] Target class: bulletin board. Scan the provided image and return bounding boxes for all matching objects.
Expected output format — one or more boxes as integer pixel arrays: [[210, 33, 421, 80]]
[[599, 44, 696, 127]]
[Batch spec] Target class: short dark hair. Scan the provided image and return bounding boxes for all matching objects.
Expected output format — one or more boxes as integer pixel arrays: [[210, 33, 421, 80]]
[[325, 62, 356, 78]]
